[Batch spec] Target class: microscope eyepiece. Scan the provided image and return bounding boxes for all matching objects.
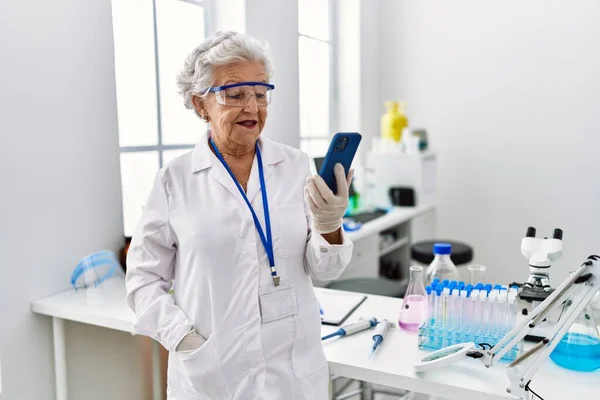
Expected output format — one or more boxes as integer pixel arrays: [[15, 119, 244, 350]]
[[526, 227, 536, 238], [553, 228, 563, 240]]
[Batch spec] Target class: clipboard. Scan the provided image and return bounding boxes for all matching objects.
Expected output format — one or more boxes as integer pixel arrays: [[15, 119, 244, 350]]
[[315, 289, 367, 326]]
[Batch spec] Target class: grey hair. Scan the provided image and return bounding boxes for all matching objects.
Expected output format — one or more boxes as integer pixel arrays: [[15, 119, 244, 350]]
[[176, 31, 273, 117]]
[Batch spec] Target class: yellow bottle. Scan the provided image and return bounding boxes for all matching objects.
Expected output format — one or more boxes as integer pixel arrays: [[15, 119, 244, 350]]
[[381, 101, 408, 143]]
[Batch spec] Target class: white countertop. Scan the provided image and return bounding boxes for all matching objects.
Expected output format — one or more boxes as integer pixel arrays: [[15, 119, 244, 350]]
[[318, 288, 599, 400], [32, 281, 598, 400], [32, 280, 134, 334], [344, 204, 435, 242]]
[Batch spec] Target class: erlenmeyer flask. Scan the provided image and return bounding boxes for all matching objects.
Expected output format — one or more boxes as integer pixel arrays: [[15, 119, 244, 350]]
[[399, 266, 428, 333], [550, 299, 600, 371]]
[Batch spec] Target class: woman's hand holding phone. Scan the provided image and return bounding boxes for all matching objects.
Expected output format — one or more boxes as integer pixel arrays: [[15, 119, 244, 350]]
[[305, 163, 354, 234]]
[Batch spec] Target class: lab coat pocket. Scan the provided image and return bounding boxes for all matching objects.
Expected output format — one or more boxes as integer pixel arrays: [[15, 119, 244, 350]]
[[292, 299, 327, 378], [275, 203, 308, 258], [177, 334, 232, 400]]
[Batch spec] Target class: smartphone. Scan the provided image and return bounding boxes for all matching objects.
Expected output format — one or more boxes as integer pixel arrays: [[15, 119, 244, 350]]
[[318, 132, 362, 194]]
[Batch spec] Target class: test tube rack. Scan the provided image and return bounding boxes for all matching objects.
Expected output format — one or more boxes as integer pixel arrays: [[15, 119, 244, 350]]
[[417, 281, 523, 361], [417, 323, 522, 361]]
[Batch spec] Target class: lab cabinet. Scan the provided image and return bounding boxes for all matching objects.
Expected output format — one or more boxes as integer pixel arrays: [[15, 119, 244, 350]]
[[410, 209, 436, 243], [312, 208, 436, 287], [312, 235, 379, 288]]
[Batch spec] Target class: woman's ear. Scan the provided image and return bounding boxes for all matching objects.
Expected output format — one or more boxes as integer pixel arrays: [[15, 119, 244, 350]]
[[192, 96, 210, 122]]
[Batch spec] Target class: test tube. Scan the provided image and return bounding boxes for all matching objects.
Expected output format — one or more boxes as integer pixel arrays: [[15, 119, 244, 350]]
[[507, 292, 518, 329], [443, 287, 452, 328], [453, 288, 463, 333], [487, 291, 497, 335], [425, 286, 433, 326], [464, 285, 474, 332], [484, 284, 493, 296], [496, 289, 507, 335], [470, 289, 481, 334], [449, 281, 457, 294], [479, 290, 489, 334], [434, 284, 444, 327]]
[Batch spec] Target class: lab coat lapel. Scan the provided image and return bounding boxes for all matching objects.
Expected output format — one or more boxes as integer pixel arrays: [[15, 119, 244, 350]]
[[209, 163, 244, 202], [245, 157, 261, 205], [191, 133, 246, 203], [246, 136, 283, 204]]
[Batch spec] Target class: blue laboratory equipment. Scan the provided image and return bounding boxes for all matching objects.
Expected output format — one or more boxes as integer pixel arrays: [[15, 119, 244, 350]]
[[550, 302, 600, 371], [322, 318, 378, 341], [70, 251, 121, 290], [370, 319, 390, 357]]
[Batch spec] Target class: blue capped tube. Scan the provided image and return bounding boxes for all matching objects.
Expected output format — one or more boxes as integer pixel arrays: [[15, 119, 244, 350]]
[[434, 284, 444, 327], [443, 287, 452, 328], [425, 286, 433, 325], [448, 281, 457, 294]]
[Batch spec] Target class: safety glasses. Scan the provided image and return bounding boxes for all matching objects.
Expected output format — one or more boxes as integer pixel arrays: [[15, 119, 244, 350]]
[[208, 82, 275, 107]]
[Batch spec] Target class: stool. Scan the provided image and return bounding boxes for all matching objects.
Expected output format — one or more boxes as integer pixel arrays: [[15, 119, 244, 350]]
[[411, 240, 474, 267], [326, 277, 408, 298]]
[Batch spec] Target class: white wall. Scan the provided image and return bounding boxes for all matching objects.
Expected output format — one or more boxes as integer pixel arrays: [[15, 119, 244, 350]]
[[246, 0, 301, 148], [378, 0, 600, 285], [0, 0, 144, 399], [335, 0, 380, 167]]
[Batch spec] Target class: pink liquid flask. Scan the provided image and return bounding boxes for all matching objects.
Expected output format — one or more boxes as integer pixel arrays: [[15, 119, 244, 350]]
[[399, 266, 428, 333]]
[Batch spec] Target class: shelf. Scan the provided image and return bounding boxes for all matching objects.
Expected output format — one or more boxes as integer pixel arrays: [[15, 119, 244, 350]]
[[379, 236, 410, 257]]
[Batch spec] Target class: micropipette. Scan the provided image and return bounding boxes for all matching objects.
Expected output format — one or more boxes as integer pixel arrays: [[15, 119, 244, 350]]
[[370, 319, 391, 357], [321, 318, 378, 340]]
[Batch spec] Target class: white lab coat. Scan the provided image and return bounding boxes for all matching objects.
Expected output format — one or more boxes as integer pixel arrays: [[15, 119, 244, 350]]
[[126, 133, 353, 400]]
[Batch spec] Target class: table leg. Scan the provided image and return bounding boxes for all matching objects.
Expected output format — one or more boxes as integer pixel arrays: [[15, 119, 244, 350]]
[[151, 340, 163, 400], [360, 381, 373, 400], [52, 317, 68, 400]]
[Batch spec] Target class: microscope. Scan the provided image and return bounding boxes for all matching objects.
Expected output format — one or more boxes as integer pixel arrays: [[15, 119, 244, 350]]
[[519, 226, 563, 302]]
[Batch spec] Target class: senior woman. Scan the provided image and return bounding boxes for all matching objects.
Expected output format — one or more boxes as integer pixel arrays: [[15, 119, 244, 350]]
[[126, 31, 354, 400]]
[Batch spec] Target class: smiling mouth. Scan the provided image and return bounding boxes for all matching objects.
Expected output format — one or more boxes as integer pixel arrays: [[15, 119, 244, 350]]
[[236, 120, 258, 129]]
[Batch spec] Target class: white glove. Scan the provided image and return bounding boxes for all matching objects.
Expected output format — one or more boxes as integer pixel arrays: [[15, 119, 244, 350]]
[[176, 330, 206, 354], [305, 163, 354, 234]]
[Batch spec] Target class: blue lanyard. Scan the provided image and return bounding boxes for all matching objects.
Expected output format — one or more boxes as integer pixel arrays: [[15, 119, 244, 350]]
[[209, 138, 280, 286]]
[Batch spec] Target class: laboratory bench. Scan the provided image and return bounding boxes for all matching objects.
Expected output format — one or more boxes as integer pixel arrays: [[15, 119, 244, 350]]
[[32, 280, 598, 400]]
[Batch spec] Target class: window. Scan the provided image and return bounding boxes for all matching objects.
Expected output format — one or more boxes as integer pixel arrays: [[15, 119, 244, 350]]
[[111, 0, 210, 235], [298, 0, 335, 157]]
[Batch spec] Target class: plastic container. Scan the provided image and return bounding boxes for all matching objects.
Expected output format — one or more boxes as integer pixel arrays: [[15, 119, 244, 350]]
[[399, 266, 428, 333], [380, 101, 408, 143], [426, 243, 459, 285], [467, 264, 486, 285]]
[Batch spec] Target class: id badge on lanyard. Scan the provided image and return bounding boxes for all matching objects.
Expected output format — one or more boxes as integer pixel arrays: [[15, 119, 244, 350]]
[[209, 138, 280, 286]]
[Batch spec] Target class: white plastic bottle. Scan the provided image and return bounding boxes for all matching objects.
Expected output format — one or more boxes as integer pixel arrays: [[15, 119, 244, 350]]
[[426, 243, 459, 285]]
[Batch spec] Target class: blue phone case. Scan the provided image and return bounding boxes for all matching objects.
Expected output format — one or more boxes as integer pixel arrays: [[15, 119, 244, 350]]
[[318, 132, 362, 194]]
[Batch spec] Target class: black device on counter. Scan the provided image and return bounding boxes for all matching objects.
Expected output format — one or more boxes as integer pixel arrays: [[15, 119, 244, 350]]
[[389, 187, 415, 207]]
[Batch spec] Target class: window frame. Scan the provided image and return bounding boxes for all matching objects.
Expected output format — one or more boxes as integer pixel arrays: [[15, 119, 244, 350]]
[[298, 0, 338, 156], [118, 0, 211, 167]]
